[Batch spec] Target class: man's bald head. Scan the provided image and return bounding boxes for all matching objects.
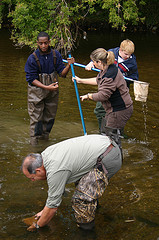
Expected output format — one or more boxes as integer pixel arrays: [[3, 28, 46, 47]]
[[22, 153, 43, 174]]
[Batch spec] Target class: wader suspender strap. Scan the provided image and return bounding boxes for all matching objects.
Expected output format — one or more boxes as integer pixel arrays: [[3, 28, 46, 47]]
[[33, 49, 57, 73], [97, 143, 114, 175], [33, 51, 42, 72]]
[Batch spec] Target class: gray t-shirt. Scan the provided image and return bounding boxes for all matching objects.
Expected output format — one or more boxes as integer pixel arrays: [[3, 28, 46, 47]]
[[41, 134, 121, 208]]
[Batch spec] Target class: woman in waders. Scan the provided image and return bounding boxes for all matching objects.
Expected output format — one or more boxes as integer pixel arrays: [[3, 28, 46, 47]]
[[72, 48, 133, 148]]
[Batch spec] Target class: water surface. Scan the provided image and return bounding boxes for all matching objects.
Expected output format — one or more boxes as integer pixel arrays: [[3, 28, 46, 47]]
[[0, 29, 159, 240]]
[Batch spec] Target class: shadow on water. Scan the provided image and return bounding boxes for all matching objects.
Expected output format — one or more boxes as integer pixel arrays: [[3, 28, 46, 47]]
[[0, 29, 159, 239]]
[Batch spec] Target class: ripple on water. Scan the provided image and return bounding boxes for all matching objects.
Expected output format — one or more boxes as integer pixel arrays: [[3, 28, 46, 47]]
[[122, 139, 153, 164]]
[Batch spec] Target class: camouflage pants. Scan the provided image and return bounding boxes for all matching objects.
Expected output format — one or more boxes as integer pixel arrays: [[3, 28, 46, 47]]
[[72, 167, 108, 224]]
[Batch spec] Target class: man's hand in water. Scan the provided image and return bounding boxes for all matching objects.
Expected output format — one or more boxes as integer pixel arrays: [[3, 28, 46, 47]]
[[23, 215, 40, 232]]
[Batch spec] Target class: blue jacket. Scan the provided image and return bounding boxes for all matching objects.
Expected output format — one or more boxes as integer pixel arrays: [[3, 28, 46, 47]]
[[109, 47, 139, 87], [25, 48, 65, 85]]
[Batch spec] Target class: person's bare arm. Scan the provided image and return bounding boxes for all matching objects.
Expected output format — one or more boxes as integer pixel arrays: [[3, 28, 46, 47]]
[[72, 76, 97, 85], [32, 79, 59, 91], [27, 206, 58, 231], [60, 57, 75, 77], [26, 171, 71, 232], [37, 206, 57, 227]]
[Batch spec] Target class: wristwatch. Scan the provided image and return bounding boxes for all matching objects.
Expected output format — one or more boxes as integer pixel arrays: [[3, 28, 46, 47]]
[[33, 222, 40, 229], [87, 93, 90, 100]]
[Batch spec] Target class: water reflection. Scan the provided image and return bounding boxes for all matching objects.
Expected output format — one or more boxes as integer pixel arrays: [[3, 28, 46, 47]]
[[0, 29, 159, 239]]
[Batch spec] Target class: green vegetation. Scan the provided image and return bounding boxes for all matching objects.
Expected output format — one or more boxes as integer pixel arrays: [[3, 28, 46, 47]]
[[0, 0, 159, 54]]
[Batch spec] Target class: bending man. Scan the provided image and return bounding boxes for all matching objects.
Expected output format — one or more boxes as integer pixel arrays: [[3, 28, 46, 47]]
[[22, 134, 122, 231]]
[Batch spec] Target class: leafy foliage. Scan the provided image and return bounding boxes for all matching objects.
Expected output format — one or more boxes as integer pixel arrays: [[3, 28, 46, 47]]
[[0, 0, 158, 53], [8, 0, 73, 54], [139, 0, 159, 30], [102, 0, 140, 31], [0, 0, 16, 27], [5, 0, 96, 54]]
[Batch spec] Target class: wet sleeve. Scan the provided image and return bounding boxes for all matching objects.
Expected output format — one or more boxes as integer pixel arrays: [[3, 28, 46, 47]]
[[92, 77, 117, 102], [46, 170, 71, 208], [25, 54, 39, 85]]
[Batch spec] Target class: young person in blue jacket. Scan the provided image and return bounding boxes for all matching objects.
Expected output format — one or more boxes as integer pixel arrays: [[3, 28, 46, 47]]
[[25, 32, 74, 145], [85, 39, 138, 132]]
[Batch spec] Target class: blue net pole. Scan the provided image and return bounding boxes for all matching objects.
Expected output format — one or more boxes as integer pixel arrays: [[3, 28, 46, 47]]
[[68, 53, 87, 135]]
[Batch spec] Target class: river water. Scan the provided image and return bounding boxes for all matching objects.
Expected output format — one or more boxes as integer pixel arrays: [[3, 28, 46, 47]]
[[0, 29, 159, 240]]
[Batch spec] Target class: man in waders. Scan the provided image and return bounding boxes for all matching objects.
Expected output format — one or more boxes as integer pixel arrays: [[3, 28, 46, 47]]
[[22, 134, 122, 231], [25, 31, 75, 145]]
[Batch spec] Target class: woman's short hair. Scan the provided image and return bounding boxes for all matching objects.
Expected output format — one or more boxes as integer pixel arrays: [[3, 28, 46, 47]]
[[90, 48, 115, 66]]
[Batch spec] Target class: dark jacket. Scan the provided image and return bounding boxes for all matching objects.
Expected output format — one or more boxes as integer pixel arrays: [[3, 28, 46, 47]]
[[92, 64, 133, 114], [109, 47, 138, 87], [25, 48, 65, 85]]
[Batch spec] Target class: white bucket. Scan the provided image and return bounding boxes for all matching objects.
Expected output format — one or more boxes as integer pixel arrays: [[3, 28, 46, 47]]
[[134, 81, 149, 102]]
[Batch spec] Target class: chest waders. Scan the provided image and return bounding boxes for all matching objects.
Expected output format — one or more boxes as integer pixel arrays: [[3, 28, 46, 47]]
[[28, 50, 59, 144], [72, 166, 108, 230]]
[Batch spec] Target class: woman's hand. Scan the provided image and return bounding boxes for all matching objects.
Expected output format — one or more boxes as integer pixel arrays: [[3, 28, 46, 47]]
[[85, 61, 94, 71], [80, 94, 89, 101], [80, 93, 93, 101], [72, 76, 81, 83]]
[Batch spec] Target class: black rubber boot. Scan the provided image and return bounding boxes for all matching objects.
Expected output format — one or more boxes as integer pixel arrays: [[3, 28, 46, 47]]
[[30, 136, 38, 146], [77, 220, 95, 230]]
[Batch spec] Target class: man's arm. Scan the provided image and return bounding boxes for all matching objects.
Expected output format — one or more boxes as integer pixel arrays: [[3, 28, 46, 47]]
[[27, 170, 71, 231], [37, 206, 57, 227], [60, 57, 75, 77], [27, 206, 57, 231], [32, 79, 59, 91]]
